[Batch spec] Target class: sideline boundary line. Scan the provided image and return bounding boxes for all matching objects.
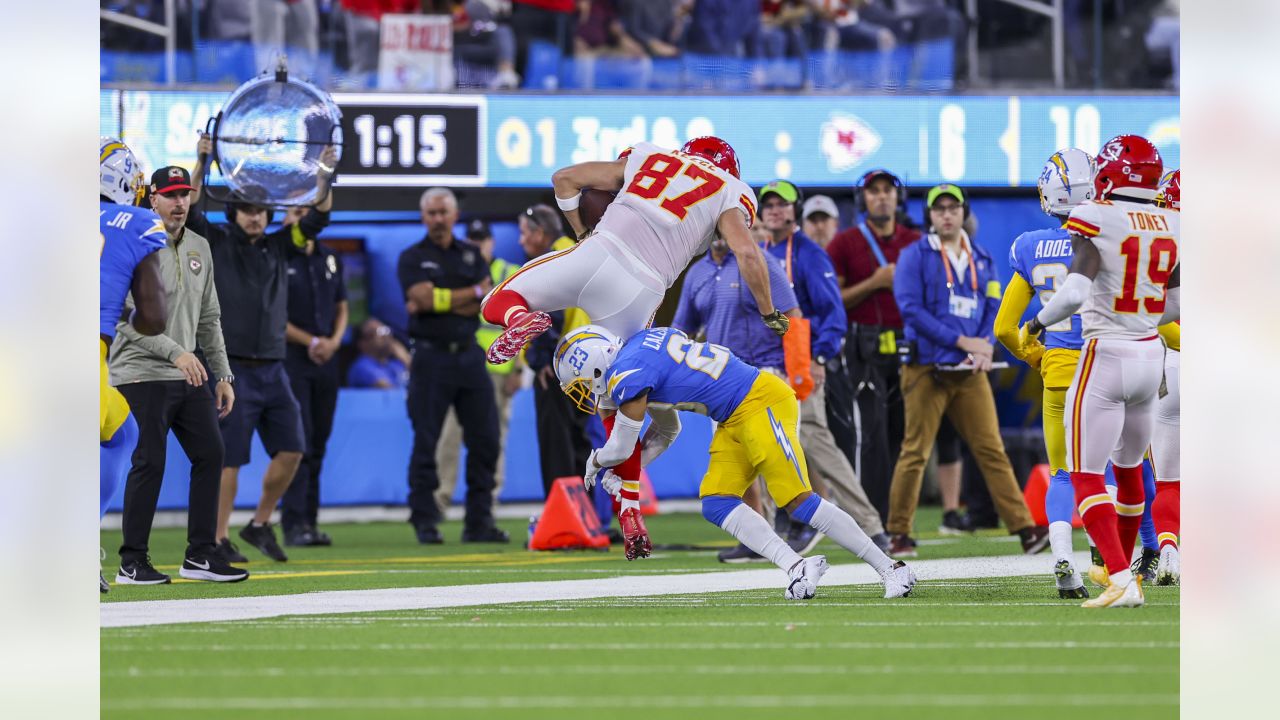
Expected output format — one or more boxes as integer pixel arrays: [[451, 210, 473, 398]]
[[102, 552, 1095, 628]]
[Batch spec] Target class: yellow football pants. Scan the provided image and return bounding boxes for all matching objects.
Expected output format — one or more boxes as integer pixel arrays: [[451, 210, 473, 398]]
[[1040, 347, 1080, 476], [100, 339, 131, 442], [700, 373, 812, 508]]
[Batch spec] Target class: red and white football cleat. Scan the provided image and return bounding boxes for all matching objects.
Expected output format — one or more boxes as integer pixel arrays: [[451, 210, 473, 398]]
[[617, 507, 652, 561], [485, 311, 552, 365]]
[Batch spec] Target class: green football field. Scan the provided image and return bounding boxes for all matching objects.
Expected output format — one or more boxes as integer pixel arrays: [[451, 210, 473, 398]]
[[100, 508, 1179, 719]]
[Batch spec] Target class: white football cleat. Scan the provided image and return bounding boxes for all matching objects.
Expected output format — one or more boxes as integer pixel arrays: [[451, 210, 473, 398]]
[[784, 555, 828, 600], [1156, 545, 1180, 586], [882, 560, 917, 598], [1082, 575, 1144, 609]]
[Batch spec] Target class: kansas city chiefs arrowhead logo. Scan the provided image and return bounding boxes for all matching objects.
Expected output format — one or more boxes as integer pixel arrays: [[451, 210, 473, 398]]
[[820, 113, 881, 173], [188, 253, 202, 275]]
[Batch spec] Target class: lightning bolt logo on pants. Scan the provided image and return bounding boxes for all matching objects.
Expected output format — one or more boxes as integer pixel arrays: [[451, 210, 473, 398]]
[[767, 408, 806, 488]]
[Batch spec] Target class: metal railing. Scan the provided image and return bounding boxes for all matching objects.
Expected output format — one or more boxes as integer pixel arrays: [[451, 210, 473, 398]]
[[100, 0, 177, 86], [967, 0, 1065, 88]]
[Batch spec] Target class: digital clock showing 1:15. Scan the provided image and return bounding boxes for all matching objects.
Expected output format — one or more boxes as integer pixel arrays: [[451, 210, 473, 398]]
[[331, 95, 484, 186]]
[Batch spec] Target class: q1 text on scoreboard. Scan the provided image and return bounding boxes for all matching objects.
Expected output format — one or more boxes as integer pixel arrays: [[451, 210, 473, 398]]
[[102, 90, 1178, 188]]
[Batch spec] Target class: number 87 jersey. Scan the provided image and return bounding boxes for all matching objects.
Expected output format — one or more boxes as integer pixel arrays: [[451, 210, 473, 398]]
[[1065, 198, 1179, 340], [599, 141, 757, 288]]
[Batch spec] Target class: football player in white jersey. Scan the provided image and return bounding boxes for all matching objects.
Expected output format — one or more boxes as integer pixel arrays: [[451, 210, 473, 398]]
[[1023, 134, 1179, 608], [480, 136, 789, 560]]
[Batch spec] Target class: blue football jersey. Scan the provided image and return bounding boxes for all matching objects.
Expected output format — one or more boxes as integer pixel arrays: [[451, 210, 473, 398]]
[[100, 201, 167, 338], [605, 327, 760, 423], [1008, 226, 1084, 351]]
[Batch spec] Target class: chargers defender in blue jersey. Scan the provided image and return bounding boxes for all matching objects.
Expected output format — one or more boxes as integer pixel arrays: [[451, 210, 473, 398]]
[[99, 138, 168, 592], [555, 325, 916, 600]]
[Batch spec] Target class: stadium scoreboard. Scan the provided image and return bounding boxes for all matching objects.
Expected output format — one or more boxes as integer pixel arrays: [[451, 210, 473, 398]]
[[102, 90, 1178, 189]]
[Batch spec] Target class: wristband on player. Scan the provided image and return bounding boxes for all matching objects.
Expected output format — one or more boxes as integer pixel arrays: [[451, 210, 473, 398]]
[[432, 287, 452, 312], [555, 192, 581, 212]]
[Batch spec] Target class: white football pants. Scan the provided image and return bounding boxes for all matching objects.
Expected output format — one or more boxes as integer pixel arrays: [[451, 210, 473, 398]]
[[498, 231, 667, 339], [1065, 337, 1165, 474], [1148, 348, 1180, 481]]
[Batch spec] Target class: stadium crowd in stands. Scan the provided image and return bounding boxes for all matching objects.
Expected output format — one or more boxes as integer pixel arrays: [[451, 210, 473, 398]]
[[101, 1, 1180, 89]]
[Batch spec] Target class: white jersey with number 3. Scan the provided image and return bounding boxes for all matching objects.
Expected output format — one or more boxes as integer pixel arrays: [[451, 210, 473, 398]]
[[595, 141, 757, 287], [1065, 198, 1180, 341]]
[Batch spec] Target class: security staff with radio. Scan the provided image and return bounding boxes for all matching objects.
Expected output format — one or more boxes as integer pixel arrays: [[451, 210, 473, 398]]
[[397, 187, 508, 545], [757, 180, 889, 551], [885, 184, 1048, 558], [824, 169, 919, 521], [188, 138, 336, 564], [281, 207, 348, 548]]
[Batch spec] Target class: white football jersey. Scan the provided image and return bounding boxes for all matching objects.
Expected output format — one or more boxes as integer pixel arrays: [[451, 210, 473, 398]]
[[595, 141, 756, 287], [1066, 198, 1180, 341]]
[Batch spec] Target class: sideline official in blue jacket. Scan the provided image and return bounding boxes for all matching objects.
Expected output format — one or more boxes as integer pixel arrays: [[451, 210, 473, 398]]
[[758, 180, 889, 551], [886, 184, 1046, 558]]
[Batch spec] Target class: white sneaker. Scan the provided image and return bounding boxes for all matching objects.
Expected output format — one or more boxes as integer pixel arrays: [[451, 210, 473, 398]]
[[882, 560, 917, 598], [784, 555, 829, 600], [1156, 545, 1180, 586]]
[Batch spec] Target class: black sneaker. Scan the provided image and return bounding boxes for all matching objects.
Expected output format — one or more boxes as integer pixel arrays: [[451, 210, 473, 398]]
[[283, 526, 318, 547], [239, 522, 288, 562], [1131, 547, 1159, 583], [1019, 525, 1052, 554], [216, 538, 249, 563], [310, 527, 333, 546], [414, 524, 444, 544], [462, 525, 511, 543], [785, 521, 822, 554], [717, 543, 765, 564], [116, 556, 171, 585], [179, 555, 249, 583], [939, 510, 974, 535], [888, 533, 918, 558], [606, 528, 625, 545], [99, 573, 109, 594]]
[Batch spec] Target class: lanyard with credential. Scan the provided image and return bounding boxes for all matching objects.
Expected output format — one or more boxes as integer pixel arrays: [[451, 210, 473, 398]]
[[938, 238, 978, 294], [858, 220, 889, 267]]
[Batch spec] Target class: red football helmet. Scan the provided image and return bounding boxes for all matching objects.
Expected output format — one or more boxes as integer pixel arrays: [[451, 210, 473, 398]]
[[680, 136, 740, 179], [1156, 169, 1180, 210], [1093, 134, 1163, 200]]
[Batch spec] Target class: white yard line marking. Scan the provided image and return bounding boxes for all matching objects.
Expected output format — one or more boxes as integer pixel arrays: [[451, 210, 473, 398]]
[[103, 640, 1181, 652], [103, 663, 1168, 679], [103, 693, 1178, 711], [99, 551, 1138, 629]]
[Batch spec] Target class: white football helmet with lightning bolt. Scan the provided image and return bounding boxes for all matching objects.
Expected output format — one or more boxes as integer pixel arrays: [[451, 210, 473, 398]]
[[100, 137, 146, 206], [1036, 148, 1095, 218], [554, 325, 622, 413]]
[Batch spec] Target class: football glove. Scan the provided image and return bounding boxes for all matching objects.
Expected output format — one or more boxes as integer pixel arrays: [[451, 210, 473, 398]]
[[583, 449, 603, 492], [599, 470, 622, 498], [762, 310, 790, 337], [1017, 323, 1045, 370]]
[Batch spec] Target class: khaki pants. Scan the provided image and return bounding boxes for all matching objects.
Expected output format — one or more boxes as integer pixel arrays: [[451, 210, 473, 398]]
[[886, 364, 1034, 535], [436, 372, 515, 508]]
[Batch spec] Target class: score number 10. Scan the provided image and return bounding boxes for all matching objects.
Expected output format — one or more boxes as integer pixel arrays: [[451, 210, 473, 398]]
[[351, 114, 447, 169]]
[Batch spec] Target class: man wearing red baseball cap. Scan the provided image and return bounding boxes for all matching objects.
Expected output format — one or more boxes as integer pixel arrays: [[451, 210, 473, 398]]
[[108, 165, 245, 585]]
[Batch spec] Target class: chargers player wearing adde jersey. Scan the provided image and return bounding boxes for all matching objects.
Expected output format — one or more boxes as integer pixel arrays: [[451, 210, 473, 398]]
[[555, 325, 916, 600]]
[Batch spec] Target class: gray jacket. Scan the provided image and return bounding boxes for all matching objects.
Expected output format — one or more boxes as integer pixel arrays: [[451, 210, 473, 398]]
[[109, 226, 232, 385]]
